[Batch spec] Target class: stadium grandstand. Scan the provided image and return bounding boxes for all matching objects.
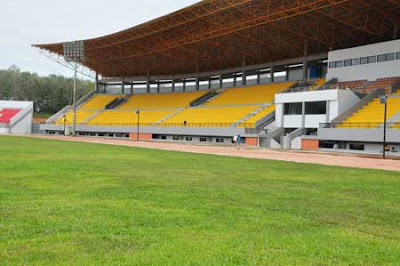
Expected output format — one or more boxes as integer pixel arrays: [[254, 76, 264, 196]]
[[0, 101, 33, 134], [35, 0, 400, 155]]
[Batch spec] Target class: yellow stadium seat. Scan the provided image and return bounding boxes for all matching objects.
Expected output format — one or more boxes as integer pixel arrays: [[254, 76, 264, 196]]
[[161, 105, 261, 127], [239, 105, 276, 128], [80, 94, 124, 109], [311, 78, 326, 90], [55, 110, 97, 125], [206, 82, 294, 106], [339, 97, 400, 128], [120, 91, 208, 109], [86, 109, 177, 126]]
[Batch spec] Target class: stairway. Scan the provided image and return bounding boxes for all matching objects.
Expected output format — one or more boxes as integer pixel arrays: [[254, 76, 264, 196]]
[[190, 91, 218, 107], [80, 110, 104, 125], [155, 108, 184, 125], [231, 104, 269, 127]]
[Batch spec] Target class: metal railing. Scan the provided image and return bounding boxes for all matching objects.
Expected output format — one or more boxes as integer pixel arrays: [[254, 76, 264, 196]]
[[82, 122, 257, 128], [320, 122, 400, 129]]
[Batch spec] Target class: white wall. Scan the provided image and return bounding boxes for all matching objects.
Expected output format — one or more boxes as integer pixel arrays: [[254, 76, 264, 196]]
[[327, 39, 400, 81], [0, 101, 33, 135], [275, 89, 360, 128], [10, 111, 33, 134]]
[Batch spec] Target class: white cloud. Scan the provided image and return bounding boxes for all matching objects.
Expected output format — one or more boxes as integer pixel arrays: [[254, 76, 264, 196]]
[[0, 0, 198, 78]]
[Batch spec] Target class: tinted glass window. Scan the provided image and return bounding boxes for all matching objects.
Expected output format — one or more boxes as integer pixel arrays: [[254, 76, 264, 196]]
[[387, 53, 395, 61], [335, 61, 343, 68], [344, 59, 352, 67], [352, 58, 359, 66], [360, 57, 368, 64], [305, 101, 327, 115], [377, 54, 386, 62], [284, 103, 303, 115], [368, 56, 376, 63]]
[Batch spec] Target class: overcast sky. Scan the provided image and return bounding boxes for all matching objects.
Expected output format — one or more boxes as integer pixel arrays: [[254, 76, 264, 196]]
[[0, 0, 198, 78]]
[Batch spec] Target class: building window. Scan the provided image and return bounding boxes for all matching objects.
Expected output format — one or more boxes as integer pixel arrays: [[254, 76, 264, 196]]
[[284, 103, 303, 115], [387, 53, 395, 61], [351, 58, 359, 66], [216, 138, 224, 143], [200, 137, 207, 142], [328, 61, 343, 69], [377, 54, 386, 62], [350, 143, 365, 151], [305, 101, 327, 115], [377, 53, 395, 62], [360, 57, 369, 64], [344, 59, 352, 67], [396, 52, 400, 60], [368, 56, 377, 63], [186, 137, 192, 141]]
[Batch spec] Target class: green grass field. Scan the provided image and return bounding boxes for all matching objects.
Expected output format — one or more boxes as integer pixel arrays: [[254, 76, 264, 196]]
[[1, 136, 400, 265]]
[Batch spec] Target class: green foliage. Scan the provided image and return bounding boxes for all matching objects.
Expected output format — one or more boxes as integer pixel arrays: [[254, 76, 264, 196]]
[[1, 136, 400, 265], [0, 66, 94, 114]]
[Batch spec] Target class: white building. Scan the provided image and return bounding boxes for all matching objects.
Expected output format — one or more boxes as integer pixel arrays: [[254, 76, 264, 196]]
[[0, 101, 34, 135], [327, 39, 400, 82], [275, 89, 360, 129]]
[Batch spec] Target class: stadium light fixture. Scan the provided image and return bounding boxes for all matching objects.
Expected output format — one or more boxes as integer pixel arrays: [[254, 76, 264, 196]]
[[380, 95, 388, 159], [63, 41, 85, 137]]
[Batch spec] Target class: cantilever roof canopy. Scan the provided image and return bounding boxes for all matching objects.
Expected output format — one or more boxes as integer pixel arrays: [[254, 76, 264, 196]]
[[34, 0, 400, 79]]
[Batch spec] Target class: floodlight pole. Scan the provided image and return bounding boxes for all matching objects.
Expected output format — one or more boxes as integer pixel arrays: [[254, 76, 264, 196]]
[[383, 99, 388, 159], [72, 60, 78, 136], [136, 109, 140, 141], [380, 96, 388, 159], [63, 114, 67, 136], [63, 41, 85, 137]]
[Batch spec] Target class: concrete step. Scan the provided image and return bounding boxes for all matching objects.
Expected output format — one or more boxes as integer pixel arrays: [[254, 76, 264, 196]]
[[155, 108, 184, 125], [231, 104, 270, 127], [80, 110, 104, 125]]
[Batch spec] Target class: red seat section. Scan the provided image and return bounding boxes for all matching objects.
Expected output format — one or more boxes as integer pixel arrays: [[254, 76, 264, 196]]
[[0, 109, 21, 123]]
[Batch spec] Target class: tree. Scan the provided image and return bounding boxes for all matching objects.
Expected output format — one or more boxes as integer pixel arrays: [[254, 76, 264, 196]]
[[0, 66, 94, 114]]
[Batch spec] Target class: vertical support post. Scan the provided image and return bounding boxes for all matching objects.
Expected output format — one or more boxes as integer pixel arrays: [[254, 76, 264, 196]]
[[219, 74, 223, 88], [302, 41, 309, 80], [172, 79, 175, 92], [195, 61, 200, 91], [121, 78, 125, 94], [130, 83, 133, 94], [233, 75, 237, 87], [257, 70, 261, 84], [103, 83, 106, 93], [72, 60, 78, 136], [286, 65, 290, 81], [208, 78, 212, 89], [325, 100, 330, 123], [136, 110, 140, 142], [95, 72, 99, 93], [183, 79, 186, 92], [242, 55, 247, 86], [157, 81, 160, 93], [394, 22, 399, 40], [301, 101, 306, 131], [196, 77, 200, 91], [270, 64, 275, 83], [146, 71, 150, 93]]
